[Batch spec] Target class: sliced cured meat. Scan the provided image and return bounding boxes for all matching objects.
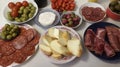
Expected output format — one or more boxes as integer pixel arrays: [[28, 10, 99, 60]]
[[0, 50, 2, 58], [106, 26, 120, 52], [19, 27, 27, 35], [1, 42, 16, 56], [85, 29, 95, 51], [94, 37, 105, 55], [12, 35, 27, 49], [104, 42, 115, 57], [82, 6, 93, 16], [21, 44, 35, 56], [23, 29, 36, 42], [96, 28, 106, 40], [0, 56, 13, 67], [20, 33, 39, 56], [28, 33, 40, 47], [14, 50, 27, 63], [81, 6, 105, 21]]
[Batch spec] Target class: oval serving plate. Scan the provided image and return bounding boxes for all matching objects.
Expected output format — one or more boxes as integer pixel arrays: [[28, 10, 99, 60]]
[[0, 24, 40, 67], [39, 26, 81, 64], [84, 22, 120, 61]]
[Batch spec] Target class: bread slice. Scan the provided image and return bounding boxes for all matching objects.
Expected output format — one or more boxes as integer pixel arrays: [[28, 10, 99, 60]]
[[58, 30, 70, 46], [67, 38, 82, 57], [47, 28, 59, 39], [51, 51, 63, 59], [42, 35, 54, 46], [50, 40, 71, 56], [39, 44, 52, 56]]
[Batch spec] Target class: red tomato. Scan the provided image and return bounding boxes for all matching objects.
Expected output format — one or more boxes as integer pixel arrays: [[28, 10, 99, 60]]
[[8, 2, 15, 9], [11, 11, 19, 18], [16, 2, 22, 8], [22, 1, 29, 7], [12, 6, 20, 12]]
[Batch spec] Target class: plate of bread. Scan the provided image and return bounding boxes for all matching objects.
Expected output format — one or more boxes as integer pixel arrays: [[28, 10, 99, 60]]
[[39, 26, 82, 64]]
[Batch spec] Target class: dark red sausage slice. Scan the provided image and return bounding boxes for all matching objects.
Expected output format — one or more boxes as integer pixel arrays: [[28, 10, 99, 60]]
[[1, 42, 16, 56], [14, 50, 27, 63]]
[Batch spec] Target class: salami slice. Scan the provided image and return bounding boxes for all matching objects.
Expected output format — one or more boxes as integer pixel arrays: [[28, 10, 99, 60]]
[[1, 42, 16, 56], [0, 56, 14, 67], [14, 50, 27, 63], [23, 29, 35, 42], [12, 35, 27, 49], [21, 44, 35, 56], [28, 33, 40, 47]]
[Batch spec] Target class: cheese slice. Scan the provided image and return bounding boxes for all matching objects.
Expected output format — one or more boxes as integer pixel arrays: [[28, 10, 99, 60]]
[[50, 40, 71, 56], [48, 28, 59, 39], [39, 44, 52, 56], [67, 38, 82, 57]]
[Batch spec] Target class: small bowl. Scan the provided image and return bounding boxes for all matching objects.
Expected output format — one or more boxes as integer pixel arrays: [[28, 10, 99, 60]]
[[35, 8, 60, 29], [60, 11, 82, 29], [79, 2, 106, 23], [106, 2, 120, 21], [3, 0, 38, 24]]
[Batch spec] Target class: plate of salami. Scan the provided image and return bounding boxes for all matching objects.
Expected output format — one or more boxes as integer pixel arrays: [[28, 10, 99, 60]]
[[0, 24, 40, 67], [84, 22, 120, 61]]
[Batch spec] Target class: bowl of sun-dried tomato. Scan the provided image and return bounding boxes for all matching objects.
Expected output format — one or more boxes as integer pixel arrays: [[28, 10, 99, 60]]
[[79, 2, 106, 23]]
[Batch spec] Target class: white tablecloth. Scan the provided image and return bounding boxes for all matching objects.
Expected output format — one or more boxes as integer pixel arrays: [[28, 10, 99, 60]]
[[0, 0, 120, 67]]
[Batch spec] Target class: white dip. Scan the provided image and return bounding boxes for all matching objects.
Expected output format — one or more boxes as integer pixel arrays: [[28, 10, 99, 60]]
[[38, 12, 56, 26]]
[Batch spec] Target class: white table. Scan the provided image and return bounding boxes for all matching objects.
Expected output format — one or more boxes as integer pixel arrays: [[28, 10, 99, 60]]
[[0, 0, 120, 67]]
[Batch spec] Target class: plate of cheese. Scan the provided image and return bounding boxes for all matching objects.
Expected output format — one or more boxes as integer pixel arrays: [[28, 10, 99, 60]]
[[39, 26, 82, 64]]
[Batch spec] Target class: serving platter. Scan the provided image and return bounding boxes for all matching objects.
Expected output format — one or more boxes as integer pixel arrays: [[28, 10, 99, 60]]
[[84, 22, 120, 61], [0, 24, 40, 67]]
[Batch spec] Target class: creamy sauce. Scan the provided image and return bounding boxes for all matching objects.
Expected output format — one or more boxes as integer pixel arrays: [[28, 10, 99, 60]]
[[38, 12, 56, 26]]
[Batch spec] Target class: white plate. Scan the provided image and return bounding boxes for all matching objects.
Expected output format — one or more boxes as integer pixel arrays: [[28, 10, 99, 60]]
[[3, 0, 38, 24], [39, 26, 81, 64], [0, 24, 39, 67], [79, 2, 106, 23], [34, 8, 60, 29]]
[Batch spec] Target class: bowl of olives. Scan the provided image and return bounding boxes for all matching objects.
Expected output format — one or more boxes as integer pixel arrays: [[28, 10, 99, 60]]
[[3, 0, 38, 24], [60, 11, 82, 29], [0, 24, 20, 40], [106, 0, 120, 20]]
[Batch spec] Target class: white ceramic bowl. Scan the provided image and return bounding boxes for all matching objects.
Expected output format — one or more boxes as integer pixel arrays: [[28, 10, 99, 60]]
[[79, 2, 106, 23], [60, 11, 82, 29], [3, 0, 38, 24], [34, 8, 60, 29]]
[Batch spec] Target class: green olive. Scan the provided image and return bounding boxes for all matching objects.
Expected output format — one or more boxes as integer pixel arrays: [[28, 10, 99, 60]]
[[7, 12, 14, 21], [14, 25, 19, 30], [30, 9, 35, 14], [3, 31, 8, 35], [23, 8, 29, 14], [20, 6, 25, 11], [28, 13, 34, 18], [0, 33, 6, 39], [10, 24, 15, 28], [31, 6, 36, 10], [5, 24, 10, 28], [18, 10, 23, 14], [12, 33, 17, 37], [29, 3, 33, 7], [6, 35, 12, 40], [21, 17, 26, 22]]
